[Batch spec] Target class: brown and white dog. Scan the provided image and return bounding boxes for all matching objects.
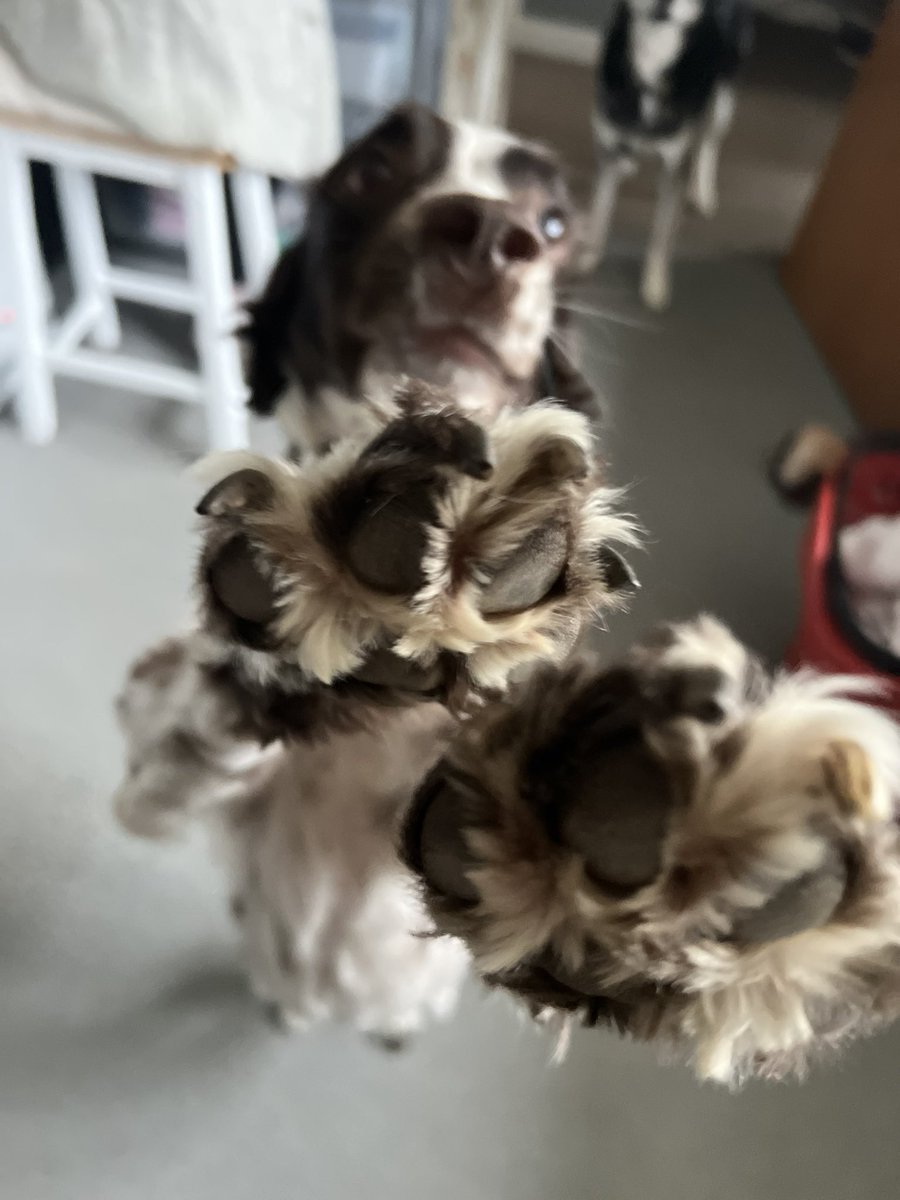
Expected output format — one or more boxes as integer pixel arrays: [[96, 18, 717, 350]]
[[114, 108, 900, 1079], [114, 106, 636, 1043]]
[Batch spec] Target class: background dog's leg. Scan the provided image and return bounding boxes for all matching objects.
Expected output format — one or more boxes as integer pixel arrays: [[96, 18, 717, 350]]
[[689, 85, 736, 218], [641, 156, 688, 311], [575, 151, 628, 274]]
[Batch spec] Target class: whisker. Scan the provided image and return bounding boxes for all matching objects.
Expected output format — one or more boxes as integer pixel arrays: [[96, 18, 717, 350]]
[[555, 301, 652, 330], [556, 282, 634, 298], [544, 325, 623, 373]]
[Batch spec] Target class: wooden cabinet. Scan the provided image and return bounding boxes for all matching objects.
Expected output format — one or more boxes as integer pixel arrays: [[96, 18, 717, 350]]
[[783, 2, 900, 430]]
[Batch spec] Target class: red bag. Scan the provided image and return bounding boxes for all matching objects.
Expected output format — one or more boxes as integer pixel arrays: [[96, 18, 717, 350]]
[[786, 435, 900, 713]]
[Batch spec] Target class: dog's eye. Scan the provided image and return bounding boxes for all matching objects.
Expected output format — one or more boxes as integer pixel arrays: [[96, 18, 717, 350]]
[[344, 152, 395, 197], [540, 207, 568, 242]]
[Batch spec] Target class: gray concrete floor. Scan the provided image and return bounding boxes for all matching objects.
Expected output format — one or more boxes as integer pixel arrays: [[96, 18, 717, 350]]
[[2, 27, 899, 1200]]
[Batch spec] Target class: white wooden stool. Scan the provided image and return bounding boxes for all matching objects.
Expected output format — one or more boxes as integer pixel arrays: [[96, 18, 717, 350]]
[[0, 112, 280, 450]]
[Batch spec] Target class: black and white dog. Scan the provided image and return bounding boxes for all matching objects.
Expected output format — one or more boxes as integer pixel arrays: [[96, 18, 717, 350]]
[[577, 0, 753, 309]]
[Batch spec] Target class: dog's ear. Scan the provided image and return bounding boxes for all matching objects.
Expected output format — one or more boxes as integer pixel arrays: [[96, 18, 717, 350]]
[[241, 241, 306, 416], [324, 102, 451, 208], [241, 193, 367, 419], [241, 104, 453, 421], [241, 176, 344, 416]]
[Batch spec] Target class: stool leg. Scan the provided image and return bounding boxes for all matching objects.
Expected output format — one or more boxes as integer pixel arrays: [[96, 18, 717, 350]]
[[230, 170, 280, 297], [54, 166, 121, 351], [182, 164, 248, 451], [0, 132, 57, 444]]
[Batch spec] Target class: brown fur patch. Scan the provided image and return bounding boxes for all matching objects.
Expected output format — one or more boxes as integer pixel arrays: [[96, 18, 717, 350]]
[[823, 739, 873, 817]]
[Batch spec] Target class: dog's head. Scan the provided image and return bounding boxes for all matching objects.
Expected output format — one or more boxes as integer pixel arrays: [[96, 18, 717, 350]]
[[244, 104, 583, 447]]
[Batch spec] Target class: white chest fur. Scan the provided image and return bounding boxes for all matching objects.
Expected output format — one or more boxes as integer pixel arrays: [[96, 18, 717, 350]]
[[630, 18, 687, 90]]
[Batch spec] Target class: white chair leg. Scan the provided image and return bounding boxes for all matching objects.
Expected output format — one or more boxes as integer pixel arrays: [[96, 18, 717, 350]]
[[182, 164, 248, 451], [0, 132, 57, 444], [54, 165, 122, 350], [230, 169, 280, 297]]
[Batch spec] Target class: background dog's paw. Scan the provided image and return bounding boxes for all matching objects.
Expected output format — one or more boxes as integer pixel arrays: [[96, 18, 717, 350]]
[[688, 176, 718, 218], [640, 262, 671, 312]]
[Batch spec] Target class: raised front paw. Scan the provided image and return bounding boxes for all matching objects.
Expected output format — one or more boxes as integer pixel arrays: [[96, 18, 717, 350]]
[[403, 616, 900, 1084], [193, 389, 639, 718]]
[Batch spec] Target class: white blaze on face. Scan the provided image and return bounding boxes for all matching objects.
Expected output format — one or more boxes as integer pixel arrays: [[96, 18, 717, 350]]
[[631, 19, 687, 92], [627, 0, 704, 110], [424, 120, 520, 204]]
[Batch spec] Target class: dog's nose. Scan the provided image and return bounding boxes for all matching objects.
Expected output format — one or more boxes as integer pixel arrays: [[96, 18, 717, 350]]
[[421, 197, 483, 255], [421, 198, 541, 272], [495, 222, 542, 265]]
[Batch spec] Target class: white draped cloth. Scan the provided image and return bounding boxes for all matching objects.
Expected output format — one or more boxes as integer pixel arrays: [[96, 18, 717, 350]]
[[0, 0, 341, 177]]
